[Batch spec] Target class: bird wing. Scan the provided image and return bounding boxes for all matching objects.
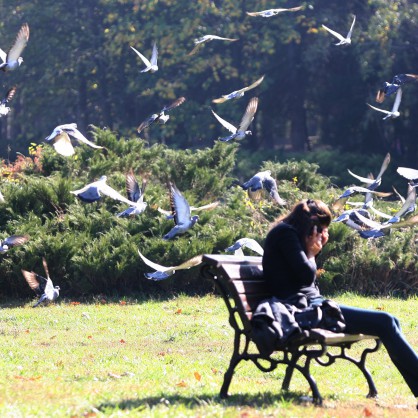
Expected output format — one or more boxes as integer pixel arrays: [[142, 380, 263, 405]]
[[3, 234, 29, 248], [367, 103, 391, 115], [125, 170, 142, 202], [238, 97, 258, 131], [241, 238, 264, 255], [0, 48, 6, 63], [211, 109, 237, 133], [137, 114, 159, 133], [189, 201, 220, 211], [2, 86, 17, 105], [138, 249, 172, 273], [346, 15, 356, 40], [162, 97, 186, 113], [397, 166, 418, 180], [353, 211, 383, 229], [208, 35, 238, 41], [21, 270, 47, 294], [238, 75, 265, 93], [392, 87, 402, 112], [385, 214, 418, 229], [150, 42, 158, 67], [322, 24, 346, 42], [347, 169, 375, 185], [130, 46, 151, 67], [393, 186, 416, 219], [98, 182, 136, 206], [7, 23, 29, 63], [51, 131, 75, 157], [375, 152, 391, 181], [42, 257, 51, 281], [169, 183, 191, 225], [263, 176, 286, 205], [66, 127, 104, 149]]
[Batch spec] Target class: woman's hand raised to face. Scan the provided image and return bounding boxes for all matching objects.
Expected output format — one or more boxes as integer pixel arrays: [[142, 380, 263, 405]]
[[305, 226, 329, 259]]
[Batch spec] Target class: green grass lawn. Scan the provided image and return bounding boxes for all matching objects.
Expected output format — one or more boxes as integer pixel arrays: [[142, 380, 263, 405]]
[[0, 293, 417, 417]]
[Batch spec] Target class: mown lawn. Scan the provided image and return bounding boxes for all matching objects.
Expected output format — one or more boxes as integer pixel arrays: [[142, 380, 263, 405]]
[[0, 293, 417, 417]]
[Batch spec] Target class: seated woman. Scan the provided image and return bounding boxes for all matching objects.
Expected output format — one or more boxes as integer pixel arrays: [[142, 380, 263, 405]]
[[262, 198, 418, 406]]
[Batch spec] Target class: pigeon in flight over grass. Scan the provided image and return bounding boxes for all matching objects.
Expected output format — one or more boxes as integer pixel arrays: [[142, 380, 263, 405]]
[[212, 97, 258, 142], [0, 234, 29, 253], [45, 123, 105, 157], [137, 97, 186, 134], [157, 201, 219, 218], [130, 42, 158, 73], [188, 35, 238, 55], [241, 170, 286, 205], [246, 6, 303, 17], [138, 249, 203, 280], [322, 15, 356, 46], [21, 258, 60, 307], [376, 73, 418, 103], [163, 182, 199, 240], [0, 86, 17, 117], [117, 171, 147, 217], [367, 87, 402, 120], [225, 238, 264, 256], [333, 208, 373, 231], [213, 76, 264, 103], [0, 23, 29, 71], [71, 175, 136, 206]]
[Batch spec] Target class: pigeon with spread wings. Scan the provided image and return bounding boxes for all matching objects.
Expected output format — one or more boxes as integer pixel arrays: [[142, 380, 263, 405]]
[[246, 6, 303, 18], [21, 258, 60, 307], [225, 238, 264, 256], [322, 15, 356, 46], [138, 249, 202, 281], [212, 97, 258, 142], [130, 42, 158, 73], [376, 73, 418, 103], [212, 76, 264, 103], [137, 97, 186, 134], [0, 234, 29, 253], [117, 171, 147, 217], [0, 86, 17, 117], [368, 87, 402, 120], [45, 123, 105, 157], [188, 35, 238, 56], [241, 170, 286, 205], [0, 23, 29, 71]]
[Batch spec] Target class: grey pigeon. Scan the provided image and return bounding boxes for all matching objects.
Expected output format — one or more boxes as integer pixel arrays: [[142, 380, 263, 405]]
[[322, 15, 356, 46], [163, 182, 199, 240], [241, 170, 286, 205], [71, 175, 136, 206], [246, 6, 303, 17], [212, 97, 258, 142], [117, 171, 147, 217], [21, 258, 60, 307], [137, 97, 186, 134], [0, 86, 17, 117], [0, 234, 29, 253], [157, 201, 219, 218], [213, 76, 264, 103], [225, 238, 264, 256], [130, 42, 158, 73], [0, 23, 29, 71], [138, 249, 202, 280], [367, 88, 402, 120], [376, 74, 418, 103], [45, 123, 105, 157]]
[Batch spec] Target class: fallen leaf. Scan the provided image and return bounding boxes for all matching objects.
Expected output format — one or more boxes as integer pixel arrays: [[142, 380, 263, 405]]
[[70, 301, 80, 306], [194, 371, 201, 381], [211, 368, 218, 374], [175, 308, 182, 314], [176, 380, 187, 387], [120, 339, 126, 344], [157, 352, 166, 357], [108, 372, 121, 379], [364, 407, 373, 417], [119, 300, 127, 305], [87, 335, 93, 339]]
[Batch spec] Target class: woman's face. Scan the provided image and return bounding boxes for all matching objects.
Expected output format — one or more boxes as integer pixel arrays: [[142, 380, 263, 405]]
[[320, 227, 329, 246]]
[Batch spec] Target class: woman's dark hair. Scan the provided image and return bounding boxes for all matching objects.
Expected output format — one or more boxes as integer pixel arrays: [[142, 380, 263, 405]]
[[276, 199, 332, 242]]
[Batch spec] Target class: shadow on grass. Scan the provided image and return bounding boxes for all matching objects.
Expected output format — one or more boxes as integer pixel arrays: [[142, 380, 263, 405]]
[[95, 391, 314, 413]]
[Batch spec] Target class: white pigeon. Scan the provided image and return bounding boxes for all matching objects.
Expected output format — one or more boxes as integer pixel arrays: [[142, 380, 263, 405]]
[[130, 42, 158, 73], [138, 250, 203, 281], [246, 6, 303, 18], [0, 23, 30, 71], [0, 86, 17, 117], [188, 35, 238, 55], [241, 170, 286, 205], [21, 258, 60, 307], [213, 75, 264, 103], [225, 238, 264, 256], [0, 234, 29, 253], [71, 175, 136, 206], [163, 182, 199, 240], [322, 15, 356, 46], [117, 171, 147, 217], [212, 97, 258, 142], [367, 87, 402, 120], [397, 166, 418, 182], [45, 123, 105, 157]]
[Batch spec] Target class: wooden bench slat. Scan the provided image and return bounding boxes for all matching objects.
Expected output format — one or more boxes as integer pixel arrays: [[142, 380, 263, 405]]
[[220, 263, 264, 281], [231, 279, 268, 294]]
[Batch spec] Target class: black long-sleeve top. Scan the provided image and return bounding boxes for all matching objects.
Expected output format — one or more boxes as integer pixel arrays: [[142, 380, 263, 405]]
[[262, 222, 321, 300]]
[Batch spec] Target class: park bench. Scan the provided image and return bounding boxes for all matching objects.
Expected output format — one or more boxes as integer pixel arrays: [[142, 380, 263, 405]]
[[201, 254, 381, 405]]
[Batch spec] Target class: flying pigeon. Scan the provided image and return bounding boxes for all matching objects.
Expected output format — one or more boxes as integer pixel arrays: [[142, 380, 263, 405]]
[[117, 171, 147, 217], [157, 201, 219, 218], [21, 258, 60, 307], [333, 208, 373, 231], [376, 73, 418, 103], [138, 249, 203, 281], [45, 123, 105, 157], [367, 87, 402, 120], [0, 23, 30, 71], [212, 75, 264, 103], [241, 170, 286, 205], [137, 97, 186, 134], [225, 238, 264, 256], [162, 182, 199, 240], [322, 15, 356, 46], [397, 166, 418, 186], [71, 175, 136, 206], [188, 35, 238, 56], [212, 97, 258, 142], [0, 86, 17, 117], [246, 6, 303, 17], [0, 234, 29, 253], [130, 42, 158, 73]]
